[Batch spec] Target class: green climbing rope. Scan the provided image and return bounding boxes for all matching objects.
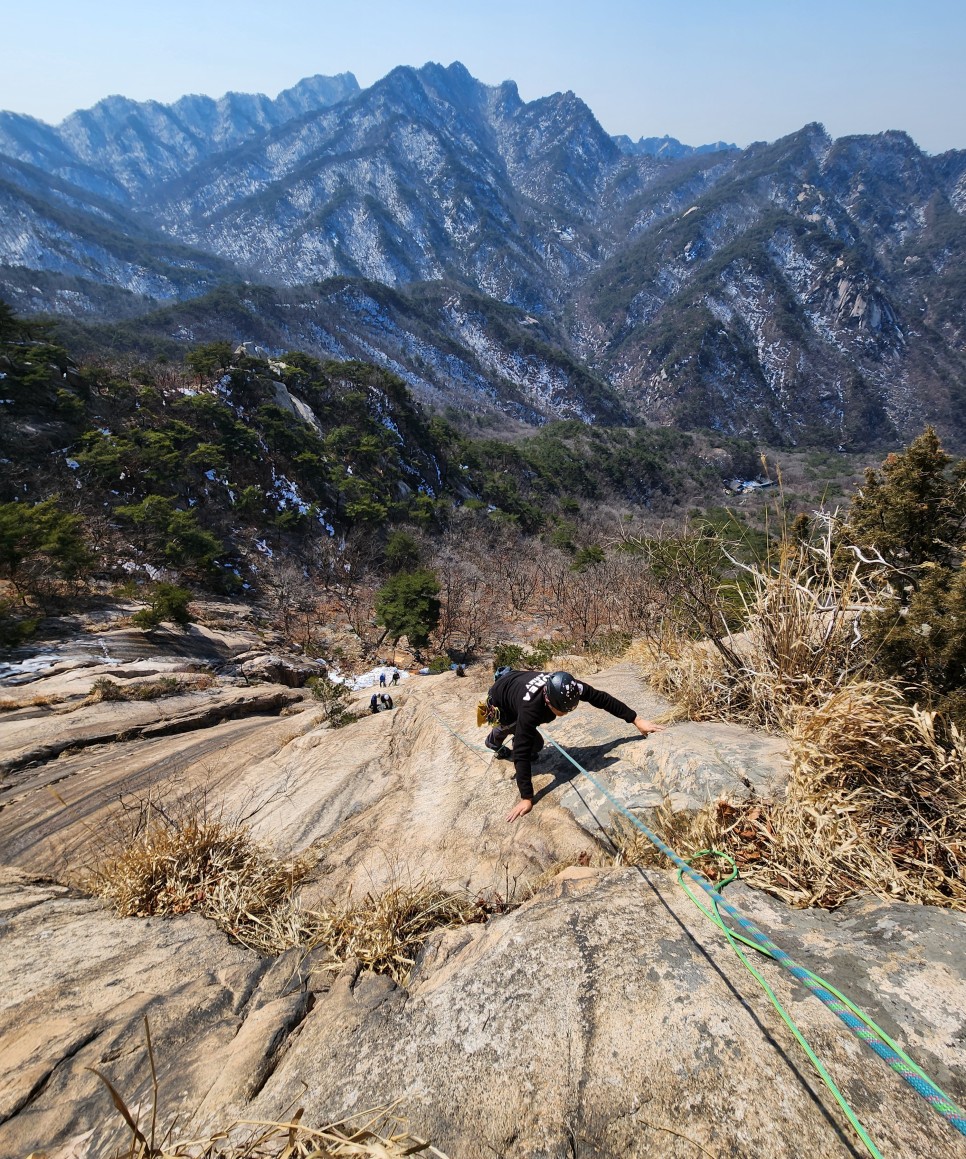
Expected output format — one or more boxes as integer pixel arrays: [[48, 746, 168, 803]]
[[433, 708, 966, 1154]]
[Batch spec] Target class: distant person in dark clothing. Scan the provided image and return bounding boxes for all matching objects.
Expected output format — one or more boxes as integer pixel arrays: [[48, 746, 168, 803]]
[[380, 692, 393, 709], [482, 670, 663, 823], [370, 693, 379, 714], [455, 664, 466, 677], [391, 669, 400, 685], [379, 671, 387, 687]]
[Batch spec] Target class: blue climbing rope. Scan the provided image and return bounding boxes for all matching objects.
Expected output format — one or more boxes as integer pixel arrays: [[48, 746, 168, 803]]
[[433, 706, 966, 1145], [541, 731, 966, 1143]]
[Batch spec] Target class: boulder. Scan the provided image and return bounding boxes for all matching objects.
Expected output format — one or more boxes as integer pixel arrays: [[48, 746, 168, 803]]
[[238, 653, 319, 687]]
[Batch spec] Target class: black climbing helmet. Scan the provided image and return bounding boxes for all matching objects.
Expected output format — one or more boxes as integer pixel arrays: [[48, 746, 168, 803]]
[[545, 670, 580, 713]]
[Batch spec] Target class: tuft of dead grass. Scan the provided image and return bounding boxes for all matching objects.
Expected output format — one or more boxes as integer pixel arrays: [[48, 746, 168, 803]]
[[523, 850, 604, 896], [85, 800, 489, 978], [616, 684, 966, 910], [302, 883, 485, 984], [84, 807, 317, 955], [86, 675, 211, 704], [0, 692, 63, 711], [743, 683, 966, 909]]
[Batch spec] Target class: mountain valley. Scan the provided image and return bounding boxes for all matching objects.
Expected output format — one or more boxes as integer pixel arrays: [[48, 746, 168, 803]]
[[2, 62, 965, 448]]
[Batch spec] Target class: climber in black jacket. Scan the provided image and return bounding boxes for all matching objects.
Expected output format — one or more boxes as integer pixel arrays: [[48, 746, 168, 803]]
[[483, 669, 664, 822]]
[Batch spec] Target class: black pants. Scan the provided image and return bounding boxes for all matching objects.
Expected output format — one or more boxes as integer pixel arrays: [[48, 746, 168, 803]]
[[485, 722, 544, 755]]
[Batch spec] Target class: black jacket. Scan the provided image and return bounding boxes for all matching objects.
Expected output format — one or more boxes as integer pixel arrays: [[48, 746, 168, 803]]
[[487, 670, 637, 800]]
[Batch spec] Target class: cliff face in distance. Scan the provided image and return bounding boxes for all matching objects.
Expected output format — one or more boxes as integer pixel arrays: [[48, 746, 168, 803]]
[[1, 62, 965, 449]]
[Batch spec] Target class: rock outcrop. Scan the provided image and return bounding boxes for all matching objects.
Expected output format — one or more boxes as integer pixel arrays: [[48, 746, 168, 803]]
[[1, 637, 964, 1159]]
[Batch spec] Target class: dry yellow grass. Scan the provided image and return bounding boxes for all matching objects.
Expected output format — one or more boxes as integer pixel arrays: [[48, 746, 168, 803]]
[[734, 683, 966, 909], [302, 883, 484, 984], [84, 813, 317, 954], [85, 801, 488, 978], [0, 692, 63, 711], [630, 524, 966, 910]]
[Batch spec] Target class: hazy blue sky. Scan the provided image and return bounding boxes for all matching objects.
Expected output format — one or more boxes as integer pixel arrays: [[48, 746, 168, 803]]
[[4, 1, 964, 153]]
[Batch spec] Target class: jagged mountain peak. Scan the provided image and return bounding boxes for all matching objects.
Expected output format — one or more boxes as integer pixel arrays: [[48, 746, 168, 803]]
[[1, 73, 364, 201], [274, 72, 360, 109], [2, 65, 965, 450], [612, 133, 738, 159], [371, 60, 495, 119]]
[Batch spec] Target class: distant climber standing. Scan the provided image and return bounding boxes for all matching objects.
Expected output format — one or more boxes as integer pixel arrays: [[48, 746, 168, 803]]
[[379, 671, 387, 688], [391, 669, 401, 686], [370, 692, 379, 714], [481, 670, 663, 823]]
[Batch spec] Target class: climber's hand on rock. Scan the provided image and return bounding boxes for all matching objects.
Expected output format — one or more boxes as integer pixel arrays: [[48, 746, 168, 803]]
[[634, 716, 664, 736], [506, 798, 533, 823]]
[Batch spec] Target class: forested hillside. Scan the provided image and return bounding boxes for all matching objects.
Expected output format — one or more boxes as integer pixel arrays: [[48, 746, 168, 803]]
[[0, 303, 762, 653]]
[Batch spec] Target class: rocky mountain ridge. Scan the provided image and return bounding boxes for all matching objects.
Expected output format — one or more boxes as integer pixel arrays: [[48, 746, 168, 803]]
[[0, 72, 360, 202], [612, 132, 738, 159], [1, 63, 965, 447]]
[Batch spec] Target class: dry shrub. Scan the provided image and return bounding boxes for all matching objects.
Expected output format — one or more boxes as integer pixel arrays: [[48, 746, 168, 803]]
[[628, 521, 966, 910], [635, 636, 737, 724], [643, 527, 874, 732], [624, 683, 966, 910], [303, 883, 484, 984], [86, 802, 486, 976], [631, 522, 963, 906]]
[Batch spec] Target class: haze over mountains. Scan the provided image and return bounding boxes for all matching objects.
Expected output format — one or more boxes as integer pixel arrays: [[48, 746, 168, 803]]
[[1, 61, 965, 448]]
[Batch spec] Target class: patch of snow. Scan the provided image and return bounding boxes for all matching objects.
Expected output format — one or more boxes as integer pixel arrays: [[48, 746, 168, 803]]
[[350, 666, 409, 691]]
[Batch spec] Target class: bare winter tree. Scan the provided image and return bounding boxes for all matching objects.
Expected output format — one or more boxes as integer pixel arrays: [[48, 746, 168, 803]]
[[487, 525, 542, 613], [311, 528, 385, 658], [430, 546, 498, 657], [258, 556, 320, 645]]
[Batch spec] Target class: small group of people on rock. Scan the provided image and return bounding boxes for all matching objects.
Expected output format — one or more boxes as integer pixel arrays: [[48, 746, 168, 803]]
[[378, 668, 401, 687], [370, 691, 394, 713]]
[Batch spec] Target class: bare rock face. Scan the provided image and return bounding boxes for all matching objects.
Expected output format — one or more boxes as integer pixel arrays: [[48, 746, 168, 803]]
[[0, 868, 275, 1157], [1, 646, 964, 1159], [237, 652, 320, 687], [0, 683, 306, 780], [542, 664, 789, 821], [2, 865, 964, 1159], [244, 870, 966, 1159]]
